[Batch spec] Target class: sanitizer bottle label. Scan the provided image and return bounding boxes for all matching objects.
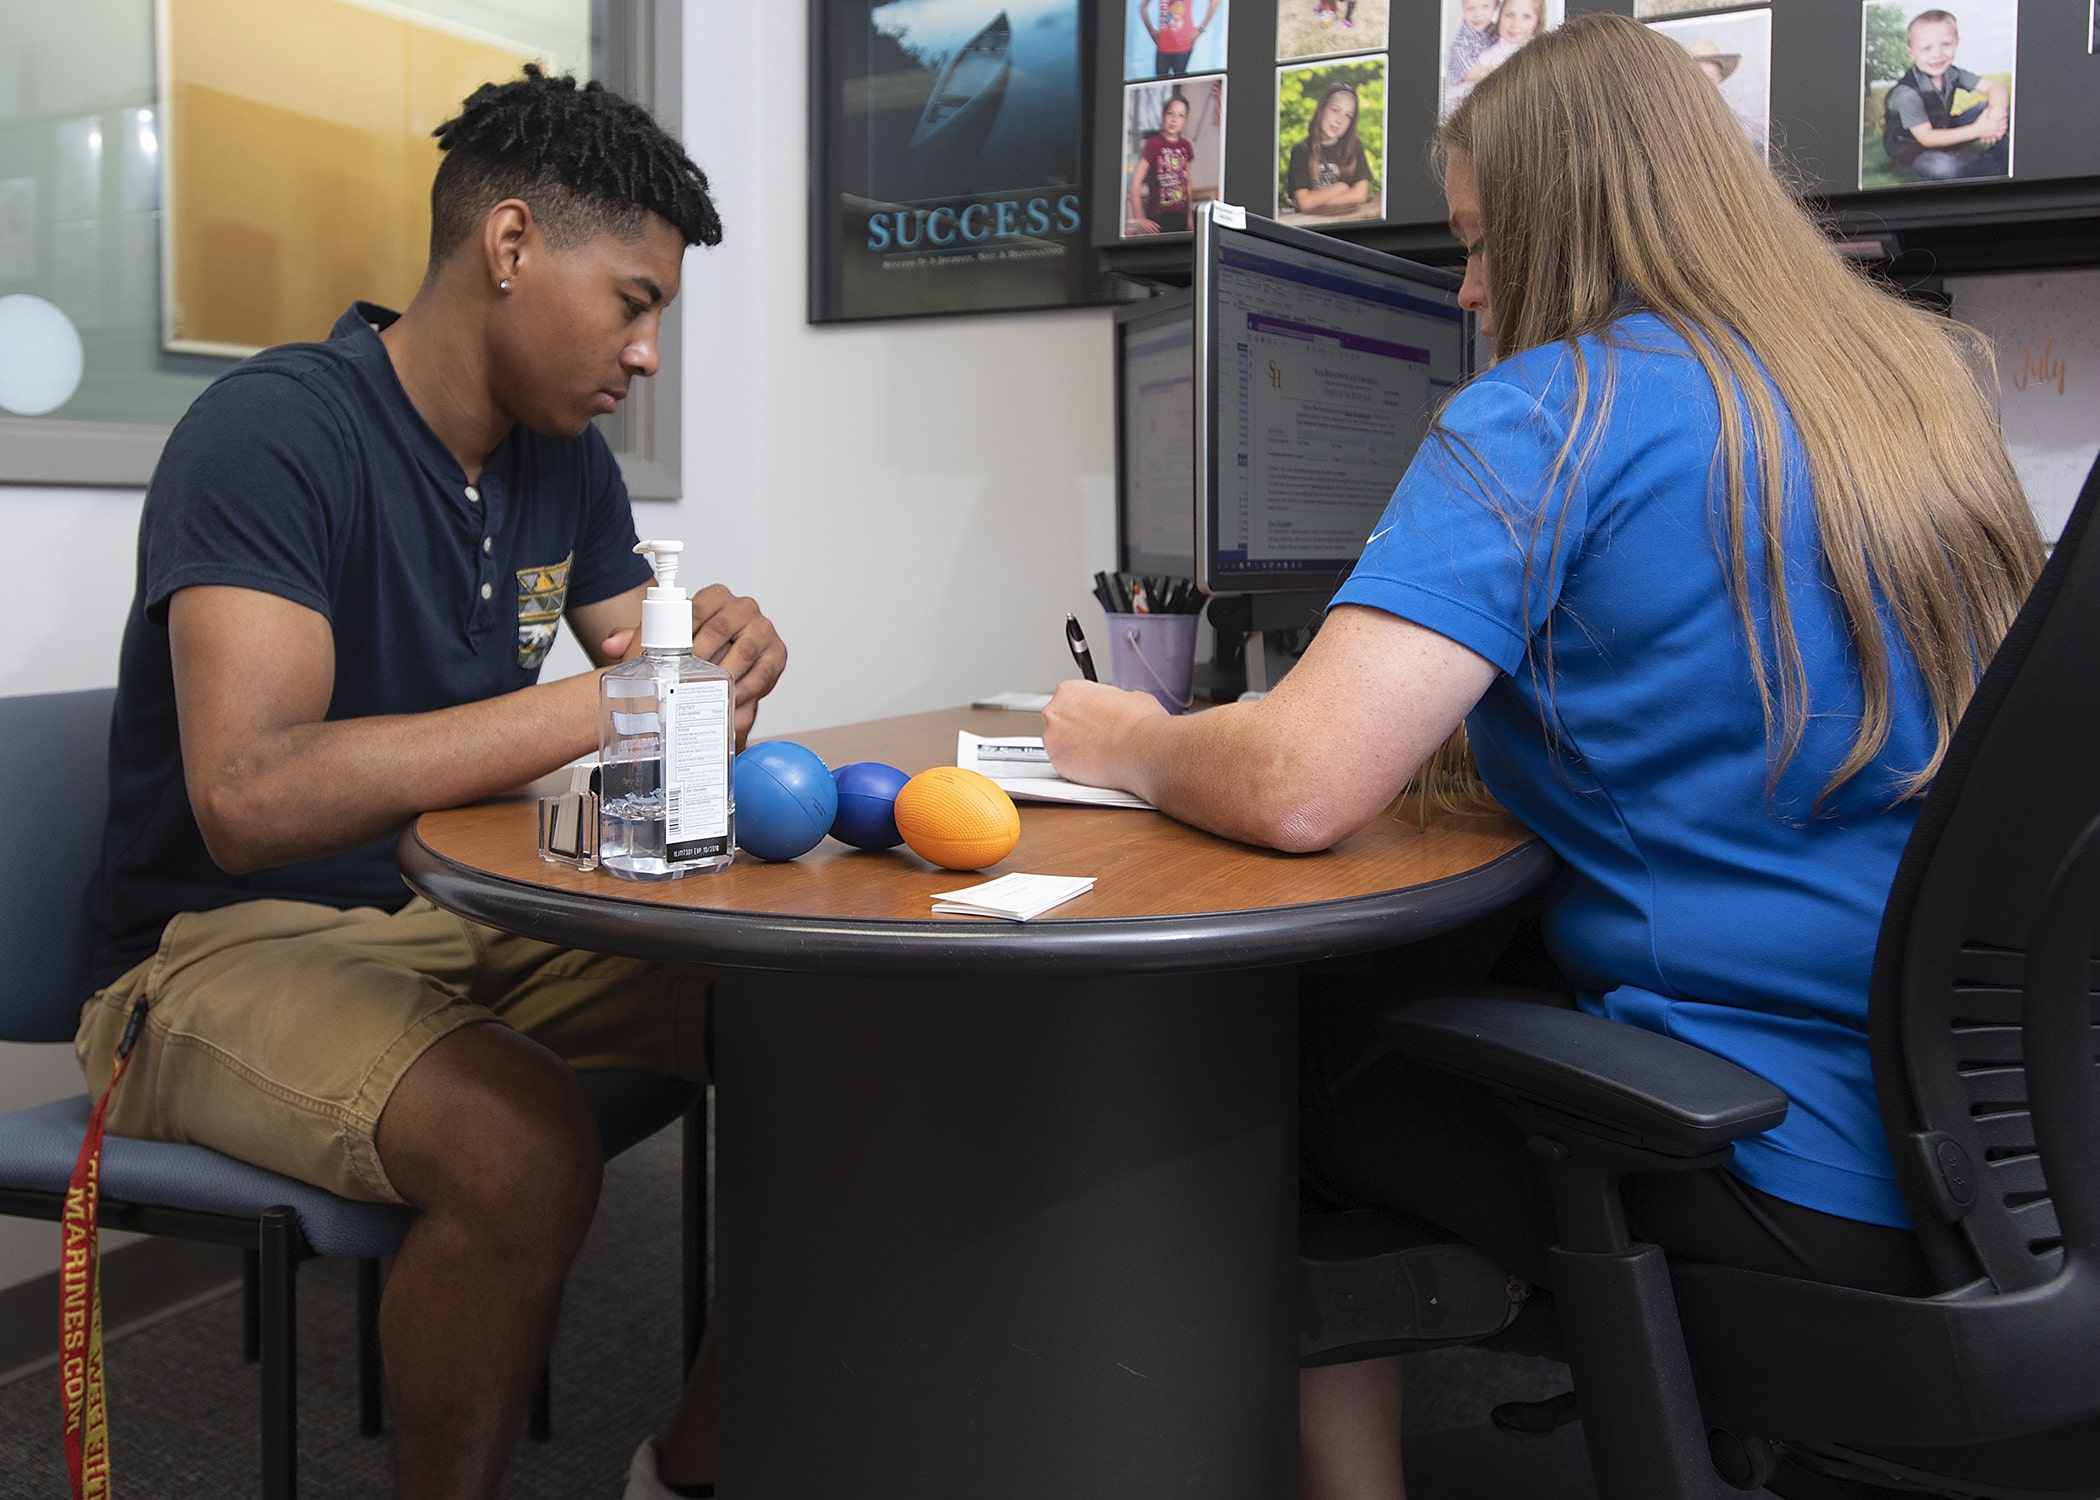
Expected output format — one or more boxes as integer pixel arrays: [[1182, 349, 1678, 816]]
[[661, 678, 731, 862]]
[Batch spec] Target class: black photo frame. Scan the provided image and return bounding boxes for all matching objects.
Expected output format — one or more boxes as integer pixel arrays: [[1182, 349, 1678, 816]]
[[808, 0, 1114, 323]]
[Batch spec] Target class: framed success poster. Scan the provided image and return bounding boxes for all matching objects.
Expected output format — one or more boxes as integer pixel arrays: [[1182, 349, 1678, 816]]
[[809, 0, 1107, 322]]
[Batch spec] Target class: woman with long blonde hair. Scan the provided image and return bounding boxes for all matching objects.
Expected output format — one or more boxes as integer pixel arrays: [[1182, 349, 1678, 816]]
[[1044, 13, 2040, 1495]]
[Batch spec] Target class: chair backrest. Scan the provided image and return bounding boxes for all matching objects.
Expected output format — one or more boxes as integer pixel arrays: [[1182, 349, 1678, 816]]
[[0, 688, 117, 1044], [1871, 455, 2100, 1294]]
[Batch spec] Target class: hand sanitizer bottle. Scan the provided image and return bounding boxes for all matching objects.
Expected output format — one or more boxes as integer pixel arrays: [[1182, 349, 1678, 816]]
[[598, 540, 735, 879]]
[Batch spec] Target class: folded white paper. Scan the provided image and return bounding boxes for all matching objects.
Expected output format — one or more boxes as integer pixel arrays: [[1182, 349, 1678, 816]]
[[931, 872, 1098, 921], [955, 732, 1154, 810]]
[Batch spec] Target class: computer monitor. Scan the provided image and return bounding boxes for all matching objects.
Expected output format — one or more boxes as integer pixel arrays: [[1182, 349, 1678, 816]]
[[1192, 202, 1473, 602], [1112, 289, 1196, 581]]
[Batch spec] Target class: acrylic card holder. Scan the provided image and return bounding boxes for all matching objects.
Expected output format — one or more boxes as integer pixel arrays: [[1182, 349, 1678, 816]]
[[537, 760, 602, 871]]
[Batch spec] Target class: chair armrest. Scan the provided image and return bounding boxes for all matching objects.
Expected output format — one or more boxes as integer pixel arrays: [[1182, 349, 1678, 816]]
[[1381, 996, 1788, 1163]]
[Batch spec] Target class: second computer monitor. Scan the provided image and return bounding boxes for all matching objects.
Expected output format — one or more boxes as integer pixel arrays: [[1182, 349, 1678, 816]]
[[1193, 204, 1473, 599]]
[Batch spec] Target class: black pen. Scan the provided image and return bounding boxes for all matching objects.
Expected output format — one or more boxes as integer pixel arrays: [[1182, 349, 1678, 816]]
[[1064, 613, 1098, 682]]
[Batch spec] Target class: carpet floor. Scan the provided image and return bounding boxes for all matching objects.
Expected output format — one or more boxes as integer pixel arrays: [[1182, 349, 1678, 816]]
[[0, 1123, 1608, 1498]]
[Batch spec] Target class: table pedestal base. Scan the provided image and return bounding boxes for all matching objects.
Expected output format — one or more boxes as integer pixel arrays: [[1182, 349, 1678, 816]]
[[715, 969, 1298, 1498]]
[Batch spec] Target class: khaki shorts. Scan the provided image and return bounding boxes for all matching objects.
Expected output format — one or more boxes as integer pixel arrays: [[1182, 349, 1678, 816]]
[[75, 897, 709, 1205]]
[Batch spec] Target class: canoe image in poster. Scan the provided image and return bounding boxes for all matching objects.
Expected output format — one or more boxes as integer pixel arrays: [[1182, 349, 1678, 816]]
[[908, 12, 1012, 197]]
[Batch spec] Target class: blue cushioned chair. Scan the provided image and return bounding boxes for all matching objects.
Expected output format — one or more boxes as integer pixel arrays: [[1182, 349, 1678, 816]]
[[0, 687, 704, 1498]]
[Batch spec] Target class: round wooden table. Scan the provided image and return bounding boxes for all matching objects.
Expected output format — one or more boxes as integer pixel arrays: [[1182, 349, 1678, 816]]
[[400, 706, 1551, 1500]]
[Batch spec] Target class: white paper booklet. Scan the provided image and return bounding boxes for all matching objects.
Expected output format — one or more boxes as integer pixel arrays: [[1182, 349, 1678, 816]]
[[955, 732, 1154, 810], [931, 872, 1097, 921]]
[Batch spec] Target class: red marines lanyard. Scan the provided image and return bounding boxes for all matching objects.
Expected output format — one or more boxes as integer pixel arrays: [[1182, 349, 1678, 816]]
[[61, 995, 148, 1500]]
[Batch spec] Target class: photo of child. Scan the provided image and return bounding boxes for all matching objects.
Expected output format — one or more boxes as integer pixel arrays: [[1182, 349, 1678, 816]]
[[1438, 0, 1563, 122], [1860, 1, 2015, 188], [1123, 77, 1226, 237], [1124, 0, 1228, 81], [1647, 9, 1773, 162], [1277, 0, 1390, 63], [1275, 58, 1384, 225]]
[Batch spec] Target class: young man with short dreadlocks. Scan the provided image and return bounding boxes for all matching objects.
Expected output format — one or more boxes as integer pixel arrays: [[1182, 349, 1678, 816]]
[[78, 68, 775, 1498]]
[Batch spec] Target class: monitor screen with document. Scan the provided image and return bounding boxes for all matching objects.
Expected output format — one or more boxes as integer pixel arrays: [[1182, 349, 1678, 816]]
[[1193, 203, 1474, 600]]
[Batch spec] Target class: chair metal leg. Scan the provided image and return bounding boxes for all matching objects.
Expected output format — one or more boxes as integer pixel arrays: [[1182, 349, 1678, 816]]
[[242, 1248, 261, 1363], [259, 1206, 299, 1500], [529, 1349, 553, 1441], [682, 1089, 711, 1369], [356, 1257, 385, 1436]]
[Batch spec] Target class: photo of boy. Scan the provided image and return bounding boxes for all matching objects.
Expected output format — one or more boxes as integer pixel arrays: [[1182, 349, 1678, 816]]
[[1647, 8, 1773, 161], [1860, 2, 2015, 188], [1438, 0, 1563, 121], [1277, 0, 1390, 63], [1445, 0, 1500, 93], [1124, 0, 1228, 81], [1275, 58, 1384, 224], [1122, 77, 1226, 237]]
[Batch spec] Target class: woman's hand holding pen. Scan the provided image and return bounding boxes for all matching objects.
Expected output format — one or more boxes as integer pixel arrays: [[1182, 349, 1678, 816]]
[[1043, 678, 1167, 797]]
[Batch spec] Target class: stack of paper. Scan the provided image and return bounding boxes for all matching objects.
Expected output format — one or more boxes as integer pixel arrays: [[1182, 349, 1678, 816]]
[[931, 873, 1097, 921], [955, 732, 1154, 810]]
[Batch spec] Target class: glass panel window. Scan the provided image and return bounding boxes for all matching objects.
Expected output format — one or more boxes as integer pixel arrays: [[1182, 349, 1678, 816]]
[[0, 0, 677, 496]]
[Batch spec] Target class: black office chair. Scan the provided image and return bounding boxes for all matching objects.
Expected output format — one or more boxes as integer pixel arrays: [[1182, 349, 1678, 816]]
[[0, 687, 707, 1496], [1377, 450, 2100, 1500]]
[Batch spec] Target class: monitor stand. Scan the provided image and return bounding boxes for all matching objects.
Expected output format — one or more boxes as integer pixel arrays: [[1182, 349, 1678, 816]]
[[1202, 592, 1331, 698]]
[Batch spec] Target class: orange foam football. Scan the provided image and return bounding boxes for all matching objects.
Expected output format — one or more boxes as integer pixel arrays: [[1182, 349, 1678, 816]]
[[894, 766, 1021, 871]]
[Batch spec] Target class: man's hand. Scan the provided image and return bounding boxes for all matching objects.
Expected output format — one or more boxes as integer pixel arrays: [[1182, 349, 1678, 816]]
[[689, 586, 787, 747], [1041, 680, 1169, 794]]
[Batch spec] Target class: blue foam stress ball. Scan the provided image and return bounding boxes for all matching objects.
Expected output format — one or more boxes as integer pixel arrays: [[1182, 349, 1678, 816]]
[[830, 761, 910, 850], [734, 741, 837, 861]]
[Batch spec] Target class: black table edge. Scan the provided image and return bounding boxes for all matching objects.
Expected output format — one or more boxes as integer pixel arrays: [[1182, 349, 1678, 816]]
[[398, 824, 1558, 979]]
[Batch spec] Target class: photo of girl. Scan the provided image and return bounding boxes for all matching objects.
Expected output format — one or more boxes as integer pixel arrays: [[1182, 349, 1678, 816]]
[[1860, 0, 2016, 189], [1277, 0, 1391, 64], [1275, 58, 1384, 225], [1439, 0, 1563, 122], [1647, 9, 1773, 161], [1123, 77, 1227, 236], [1124, 0, 1228, 81]]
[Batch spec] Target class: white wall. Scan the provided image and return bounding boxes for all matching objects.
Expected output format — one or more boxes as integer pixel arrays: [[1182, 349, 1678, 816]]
[[0, 0, 1115, 1294], [569, 0, 1119, 732]]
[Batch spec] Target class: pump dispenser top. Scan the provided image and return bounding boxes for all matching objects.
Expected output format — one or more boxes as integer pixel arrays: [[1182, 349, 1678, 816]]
[[634, 540, 689, 651]]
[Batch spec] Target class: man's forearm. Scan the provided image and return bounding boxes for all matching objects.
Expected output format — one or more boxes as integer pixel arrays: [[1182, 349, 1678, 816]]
[[189, 671, 603, 873]]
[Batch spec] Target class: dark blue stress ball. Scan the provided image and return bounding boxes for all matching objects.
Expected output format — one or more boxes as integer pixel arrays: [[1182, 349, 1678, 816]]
[[830, 760, 910, 850], [734, 741, 837, 861]]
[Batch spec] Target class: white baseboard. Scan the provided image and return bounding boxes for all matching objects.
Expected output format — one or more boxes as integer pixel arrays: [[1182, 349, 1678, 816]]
[[0, 1237, 240, 1388]]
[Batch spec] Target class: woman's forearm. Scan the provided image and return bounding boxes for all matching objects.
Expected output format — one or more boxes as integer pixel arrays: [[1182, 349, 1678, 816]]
[[1043, 607, 1498, 854]]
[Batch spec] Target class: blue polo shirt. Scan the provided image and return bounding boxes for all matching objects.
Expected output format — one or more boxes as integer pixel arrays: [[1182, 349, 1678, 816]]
[[85, 303, 652, 993], [1331, 314, 1933, 1227]]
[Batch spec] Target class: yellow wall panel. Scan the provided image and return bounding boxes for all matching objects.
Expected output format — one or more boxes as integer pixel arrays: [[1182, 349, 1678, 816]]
[[160, 0, 540, 354]]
